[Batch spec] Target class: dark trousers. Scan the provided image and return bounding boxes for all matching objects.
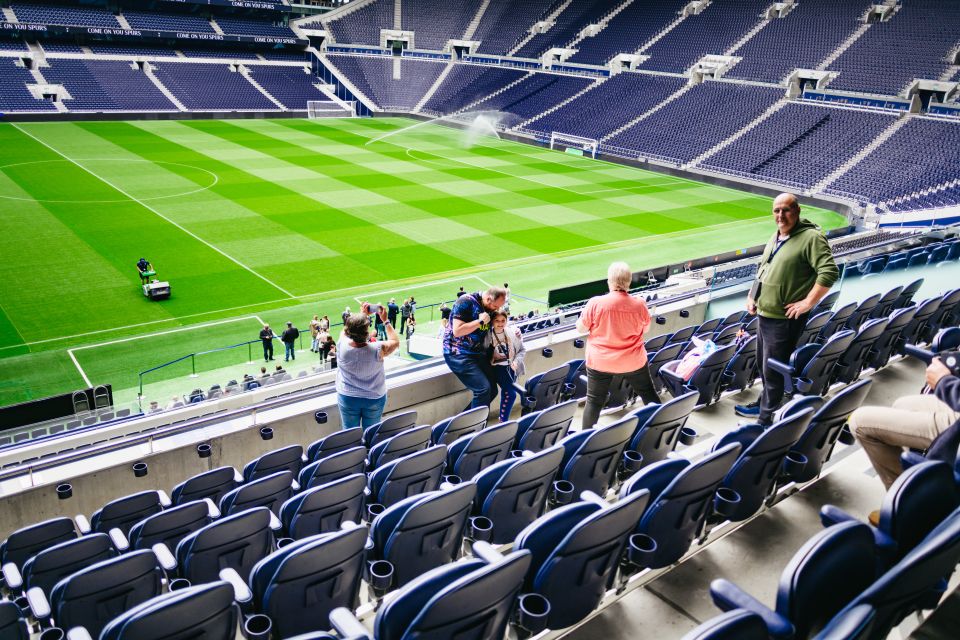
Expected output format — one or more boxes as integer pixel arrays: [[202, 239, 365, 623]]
[[756, 314, 808, 425], [262, 340, 273, 361], [494, 365, 519, 423], [445, 352, 498, 412], [400, 316, 409, 333], [582, 365, 660, 429]]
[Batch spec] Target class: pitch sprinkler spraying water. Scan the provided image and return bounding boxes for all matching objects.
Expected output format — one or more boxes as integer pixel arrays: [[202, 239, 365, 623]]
[[364, 110, 517, 148]]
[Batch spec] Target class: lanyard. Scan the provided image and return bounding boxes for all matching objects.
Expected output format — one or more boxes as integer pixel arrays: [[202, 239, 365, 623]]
[[766, 234, 790, 264]]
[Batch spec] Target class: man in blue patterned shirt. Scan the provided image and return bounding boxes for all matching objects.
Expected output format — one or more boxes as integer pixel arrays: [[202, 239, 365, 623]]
[[443, 286, 507, 410]]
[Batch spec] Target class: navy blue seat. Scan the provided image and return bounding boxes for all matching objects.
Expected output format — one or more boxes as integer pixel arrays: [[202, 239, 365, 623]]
[[556, 416, 638, 495], [521, 363, 571, 414], [1, 517, 79, 575], [298, 446, 367, 489], [647, 342, 685, 393], [280, 473, 366, 539], [367, 446, 447, 509], [48, 550, 163, 637], [445, 420, 518, 481], [697, 317, 724, 335], [932, 326, 960, 352], [894, 278, 923, 309], [306, 427, 362, 462], [883, 256, 908, 272], [619, 443, 742, 569], [721, 335, 758, 395], [473, 446, 565, 544], [660, 342, 737, 406], [814, 290, 840, 313], [710, 323, 743, 346], [906, 251, 929, 268], [682, 610, 769, 640], [712, 409, 814, 521], [710, 521, 877, 640], [128, 500, 216, 552], [329, 544, 532, 640], [924, 288, 960, 342], [368, 425, 431, 470], [92, 490, 170, 536], [627, 391, 698, 468], [513, 489, 650, 629], [858, 257, 886, 275], [243, 445, 304, 483], [21, 533, 117, 596], [171, 466, 242, 506], [0, 601, 28, 640], [668, 324, 699, 345], [865, 306, 917, 370], [563, 359, 588, 400], [249, 526, 367, 638], [219, 470, 295, 516], [370, 483, 476, 587], [870, 286, 904, 320], [430, 406, 487, 445], [929, 244, 951, 263], [811, 604, 875, 640], [899, 297, 942, 348], [833, 318, 889, 384], [845, 294, 881, 331], [175, 507, 274, 583], [644, 333, 672, 352], [363, 411, 418, 448], [767, 330, 856, 396], [100, 582, 239, 640], [819, 303, 856, 341], [514, 399, 576, 452], [797, 311, 832, 346]]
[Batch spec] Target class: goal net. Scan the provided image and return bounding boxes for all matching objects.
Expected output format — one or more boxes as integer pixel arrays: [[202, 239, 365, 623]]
[[307, 100, 356, 118], [549, 131, 598, 158]]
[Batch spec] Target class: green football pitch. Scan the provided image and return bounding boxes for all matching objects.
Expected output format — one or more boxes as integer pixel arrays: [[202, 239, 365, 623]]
[[0, 116, 847, 410]]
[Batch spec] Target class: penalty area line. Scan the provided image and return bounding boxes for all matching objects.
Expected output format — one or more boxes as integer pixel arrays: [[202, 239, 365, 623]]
[[353, 274, 492, 304], [67, 348, 92, 388], [69, 315, 265, 353]]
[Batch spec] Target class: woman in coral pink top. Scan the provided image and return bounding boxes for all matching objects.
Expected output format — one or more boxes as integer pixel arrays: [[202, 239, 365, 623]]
[[576, 262, 661, 429]]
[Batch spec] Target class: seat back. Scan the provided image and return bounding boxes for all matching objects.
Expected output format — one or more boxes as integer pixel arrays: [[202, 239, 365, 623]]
[[171, 467, 241, 506], [867, 306, 917, 369], [603, 373, 637, 409], [722, 335, 758, 394], [820, 303, 856, 341], [299, 446, 367, 489], [368, 446, 447, 508], [128, 500, 213, 551], [306, 428, 362, 462], [647, 342, 686, 392], [879, 461, 960, 562], [92, 491, 165, 536], [846, 293, 881, 331], [368, 425, 432, 469], [775, 521, 878, 639], [718, 409, 814, 521], [798, 330, 856, 395], [431, 406, 488, 446], [219, 470, 294, 516], [516, 399, 577, 452], [814, 290, 840, 313], [927, 288, 960, 341], [711, 323, 743, 345], [697, 318, 723, 335], [894, 278, 924, 309], [516, 490, 650, 629], [23, 533, 116, 595], [563, 359, 588, 400], [364, 411, 418, 448], [243, 445, 304, 482], [1, 517, 77, 571], [811, 604, 876, 640], [176, 507, 274, 583], [901, 297, 942, 346], [50, 550, 163, 637], [624, 443, 742, 568], [872, 286, 904, 320], [688, 343, 738, 405], [558, 416, 637, 496], [788, 379, 872, 483], [644, 333, 671, 352], [932, 326, 960, 352], [373, 549, 531, 640], [0, 601, 28, 640], [280, 474, 367, 539], [100, 582, 239, 640], [250, 527, 367, 638], [668, 324, 699, 345], [373, 483, 477, 587], [475, 446, 565, 544], [447, 421, 518, 480], [628, 391, 699, 467], [525, 363, 571, 412], [682, 610, 768, 640], [833, 318, 889, 384]]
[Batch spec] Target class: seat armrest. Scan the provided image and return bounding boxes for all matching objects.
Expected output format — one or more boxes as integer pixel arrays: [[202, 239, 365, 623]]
[[67, 628, 94, 640], [108, 528, 130, 553], [268, 511, 283, 532], [471, 541, 505, 564], [900, 450, 926, 470], [291, 479, 301, 492], [2, 562, 23, 591], [204, 498, 221, 519], [151, 543, 177, 572], [766, 358, 794, 378], [157, 490, 172, 508], [709, 579, 794, 639], [74, 514, 91, 535], [26, 586, 51, 621], [819, 505, 859, 528], [233, 469, 244, 483], [219, 568, 252, 604], [329, 607, 373, 640]]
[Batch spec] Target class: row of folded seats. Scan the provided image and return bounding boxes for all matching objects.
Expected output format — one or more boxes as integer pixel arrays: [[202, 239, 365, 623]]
[[856, 239, 960, 275], [1, 358, 897, 639]]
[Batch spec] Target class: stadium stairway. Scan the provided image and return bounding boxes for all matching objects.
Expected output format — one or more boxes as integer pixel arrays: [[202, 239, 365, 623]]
[[633, 3, 690, 57], [508, 0, 573, 58], [601, 81, 694, 143], [812, 114, 913, 194], [515, 76, 605, 131], [815, 18, 872, 72], [461, 0, 491, 41], [688, 96, 789, 168], [143, 64, 188, 112], [412, 60, 455, 114], [239, 66, 287, 110], [563, 0, 635, 51]]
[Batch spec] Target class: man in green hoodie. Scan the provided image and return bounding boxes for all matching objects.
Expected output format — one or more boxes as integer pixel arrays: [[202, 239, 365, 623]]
[[735, 193, 839, 426]]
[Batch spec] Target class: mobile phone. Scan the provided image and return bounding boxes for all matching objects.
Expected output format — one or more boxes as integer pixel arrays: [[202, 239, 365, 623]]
[[367, 303, 381, 314]]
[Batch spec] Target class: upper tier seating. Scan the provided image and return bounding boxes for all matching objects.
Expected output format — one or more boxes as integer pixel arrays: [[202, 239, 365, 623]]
[[569, 0, 688, 66], [11, 3, 120, 28], [0, 60, 57, 112], [420, 63, 527, 115], [471, 72, 594, 124], [149, 62, 278, 111], [514, 0, 617, 59], [215, 17, 295, 38], [87, 44, 180, 57], [123, 10, 215, 33], [42, 59, 178, 112], [472, 0, 557, 56], [402, 0, 481, 51], [326, 0, 393, 46]]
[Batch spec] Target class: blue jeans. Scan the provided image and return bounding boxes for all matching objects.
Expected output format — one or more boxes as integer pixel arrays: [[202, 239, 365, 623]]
[[494, 365, 518, 423], [338, 393, 387, 429], [284, 342, 295, 361], [445, 352, 496, 411]]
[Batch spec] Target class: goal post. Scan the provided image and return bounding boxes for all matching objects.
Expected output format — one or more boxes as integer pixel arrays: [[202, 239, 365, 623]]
[[549, 131, 599, 158], [307, 100, 356, 118]]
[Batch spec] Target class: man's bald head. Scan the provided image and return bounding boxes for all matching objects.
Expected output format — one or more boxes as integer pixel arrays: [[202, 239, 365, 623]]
[[773, 193, 800, 236]]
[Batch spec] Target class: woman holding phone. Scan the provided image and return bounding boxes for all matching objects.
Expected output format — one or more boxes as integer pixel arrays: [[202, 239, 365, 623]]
[[336, 302, 400, 428]]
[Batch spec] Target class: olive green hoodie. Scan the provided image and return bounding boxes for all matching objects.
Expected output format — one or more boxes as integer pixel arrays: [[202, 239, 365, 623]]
[[754, 218, 839, 320]]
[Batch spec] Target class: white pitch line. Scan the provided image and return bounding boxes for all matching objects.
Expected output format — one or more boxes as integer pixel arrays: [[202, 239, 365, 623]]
[[11, 124, 297, 300], [355, 274, 490, 303], [69, 315, 263, 352], [67, 348, 92, 387]]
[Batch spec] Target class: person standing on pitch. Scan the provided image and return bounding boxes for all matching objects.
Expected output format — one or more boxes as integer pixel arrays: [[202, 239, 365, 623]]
[[735, 193, 839, 426], [444, 286, 507, 411], [387, 298, 400, 328], [282, 321, 300, 362], [259, 324, 275, 362], [400, 298, 412, 334]]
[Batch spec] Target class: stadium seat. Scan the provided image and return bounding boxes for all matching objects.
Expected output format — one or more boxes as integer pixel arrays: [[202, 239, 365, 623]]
[[279, 473, 366, 539], [925, 288, 960, 341], [1, 517, 80, 575], [709, 323, 744, 346], [819, 303, 857, 341], [19, 533, 117, 596], [646, 342, 686, 393], [218, 470, 295, 516], [445, 420, 518, 481], [370, 483, 476, 587], [562, 359, 587, 400], [171, 467, 243, 506], [298, 446, 367, 489], [248, 526, 367, 638], [363, 411, 418, 448], [99, 582, 240, 640], [521, 363, 572, 414], [710, 521, 877, 639], [0, 601, 28, 640], [174, 507, 275, 583], [514, 399, 576, 452], [242, 445, 304, 483], [667, 324, 699, 345], [556, 416, 638, 495], [367, 425, 431, 470], [766, 330, 856, 396], [814, 291, 840, 313], [832, 318, 889, 384], [430, 406, 487, 445], [898, 297, 943, 348], [512, 489, 650, 629], [681, 609, 769, 640], [619, 443, 742, 569], [660, 342, 738, 406], [366, 446, 446, 509], [472, 446, 565, 544], [845, 294, 882, 331], [127, 500, 216, 551], [306, 427, 363, 462], [871, 286, 904, 320], [865, 306, 917, 370], [644, 333, 672, 352], [811, 604, 876, 640], [626, 390, 699, 469], [696, 318, 723, 335], [92, 490, 171, 536], [894, 278, 924, 309], [720, 334, 759, 395]]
